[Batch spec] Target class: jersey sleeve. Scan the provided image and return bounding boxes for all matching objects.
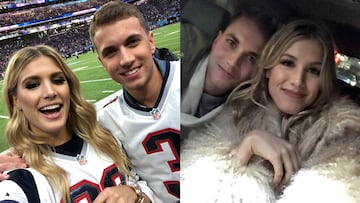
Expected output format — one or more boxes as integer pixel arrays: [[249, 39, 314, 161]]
[[0, 180, 28, 203]]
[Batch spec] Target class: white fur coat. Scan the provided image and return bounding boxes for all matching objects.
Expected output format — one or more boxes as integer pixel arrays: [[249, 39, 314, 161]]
[[181, 100, 360, 203]]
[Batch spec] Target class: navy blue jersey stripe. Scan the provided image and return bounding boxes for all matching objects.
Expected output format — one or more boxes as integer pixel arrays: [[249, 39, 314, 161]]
[[7, 169, 40, 203]]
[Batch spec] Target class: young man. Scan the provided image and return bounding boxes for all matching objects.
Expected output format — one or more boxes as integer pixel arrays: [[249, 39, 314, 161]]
[[89, 1, 180, 203], [181, 0, 287, 133]]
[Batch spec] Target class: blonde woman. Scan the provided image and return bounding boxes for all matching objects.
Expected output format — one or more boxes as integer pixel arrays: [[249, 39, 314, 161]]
[[0, 45, 152, 203]]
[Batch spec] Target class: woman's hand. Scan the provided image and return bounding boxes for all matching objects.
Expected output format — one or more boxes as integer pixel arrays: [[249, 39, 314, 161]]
[[94, 185, 150, 203], [233, 129, 301, 187], [0, 150, 27, 181]]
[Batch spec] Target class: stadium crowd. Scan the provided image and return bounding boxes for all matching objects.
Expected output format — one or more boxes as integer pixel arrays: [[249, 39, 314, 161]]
[[137, 0, 181, 27], [0, 0, 181, 76], [0, 0, 105, 27], [0, 23, 91, 76]]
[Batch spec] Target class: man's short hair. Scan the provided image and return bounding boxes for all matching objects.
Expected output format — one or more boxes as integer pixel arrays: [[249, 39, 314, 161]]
[[89, 0, 149, 51]]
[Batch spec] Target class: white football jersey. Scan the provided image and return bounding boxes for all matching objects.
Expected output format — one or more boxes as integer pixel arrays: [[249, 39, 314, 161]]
[[0, 139, 152, 203], [97, 59, 180, 203]]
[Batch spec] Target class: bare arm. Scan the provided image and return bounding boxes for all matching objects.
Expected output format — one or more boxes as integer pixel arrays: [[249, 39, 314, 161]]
[[233, 129, 301, 187]]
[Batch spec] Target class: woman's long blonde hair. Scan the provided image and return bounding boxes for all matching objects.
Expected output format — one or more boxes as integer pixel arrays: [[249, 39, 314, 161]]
[[230, 19, 336, 137], [3, 45, 131, 202]]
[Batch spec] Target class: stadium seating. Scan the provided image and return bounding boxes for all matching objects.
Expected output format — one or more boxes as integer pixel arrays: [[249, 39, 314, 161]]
[[0, 0, 181, 75]]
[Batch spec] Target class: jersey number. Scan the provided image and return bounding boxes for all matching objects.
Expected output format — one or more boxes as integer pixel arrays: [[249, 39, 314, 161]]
[[142, 128, 180, 199], [61, 164, 124, 202]]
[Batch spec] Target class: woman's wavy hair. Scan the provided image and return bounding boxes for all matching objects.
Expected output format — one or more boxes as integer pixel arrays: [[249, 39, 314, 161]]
[[3, 45, 131, 202], [230, 19, 336, 135]]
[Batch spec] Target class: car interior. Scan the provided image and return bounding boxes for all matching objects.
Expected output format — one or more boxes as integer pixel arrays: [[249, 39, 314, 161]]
[[181, 0, 360, 104]]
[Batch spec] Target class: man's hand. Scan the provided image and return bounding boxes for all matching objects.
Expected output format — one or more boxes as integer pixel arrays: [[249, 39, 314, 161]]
[[0, 151, 27, 181], [233, 129, 301, 188]]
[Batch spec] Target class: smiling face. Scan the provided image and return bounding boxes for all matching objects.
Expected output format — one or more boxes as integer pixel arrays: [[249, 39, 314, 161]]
[[94, 16, 156, 92], [13, 56, 70, 142], [266, 38, 323, 115], [205, 16, 266, 96]]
